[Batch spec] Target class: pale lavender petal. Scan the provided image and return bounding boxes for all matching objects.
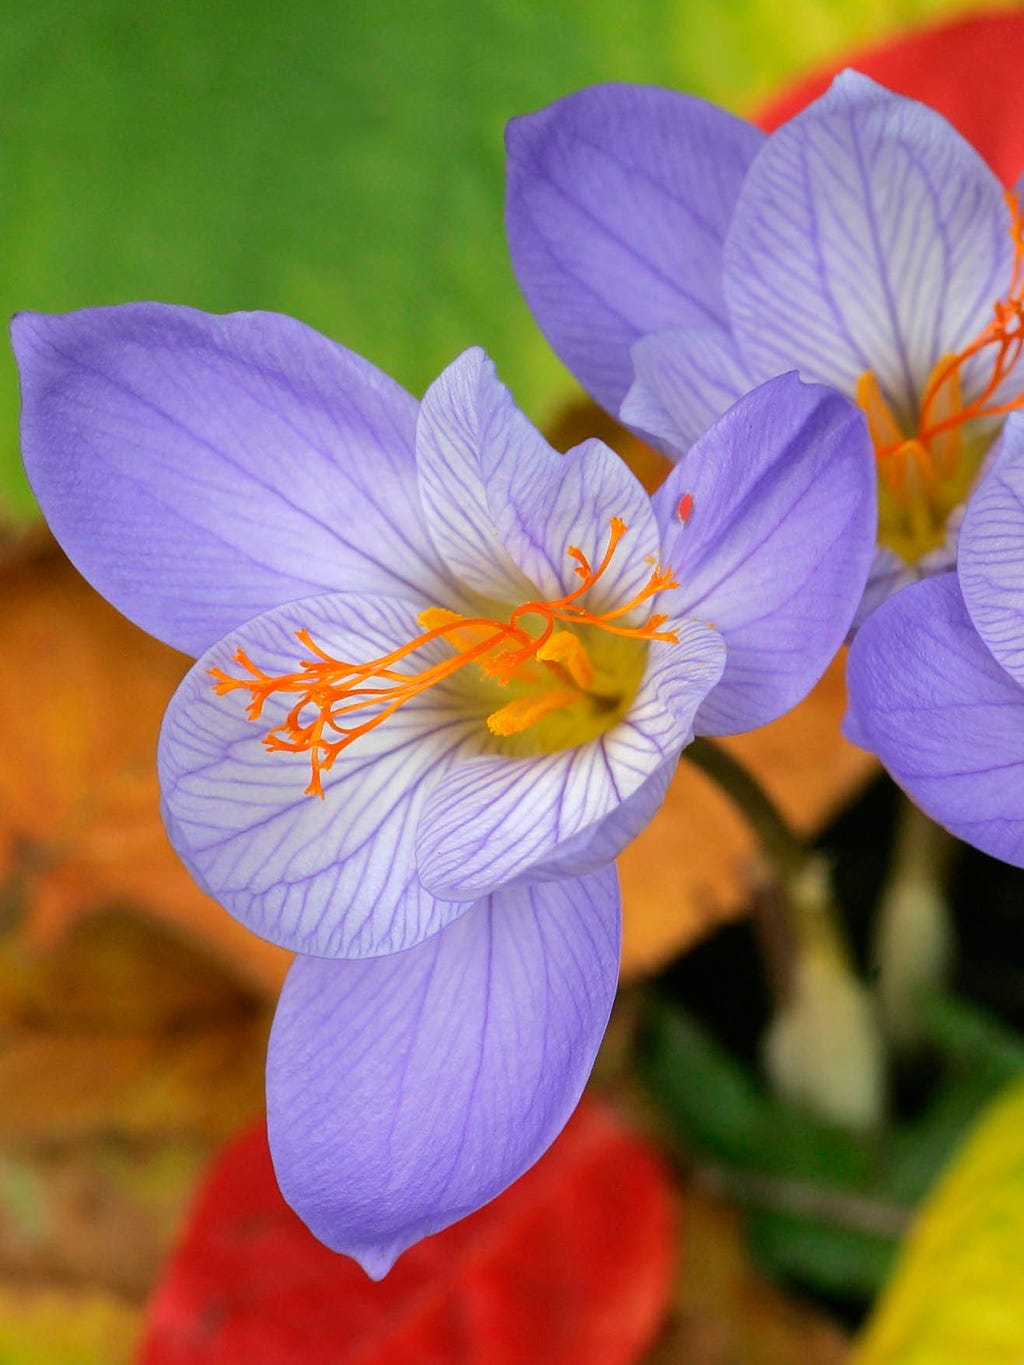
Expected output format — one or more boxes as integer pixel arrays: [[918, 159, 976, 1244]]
[[529, 756, 677, 881], [416, 620, 725, 899], [415, 348, 541, 601], [418, 349, 659, 612], [506, 83, 764, 414], [958, 416, 1024, 685], [484, 434, 660, 611], [620, 326, 760, 459], [724, 72, 1011, 418], [847, 573, 1024, 867], [159, 590, 483, 957], [13, 305, 449, 656], [652, 374, 875, 734], [267, 869, 621, 1278]]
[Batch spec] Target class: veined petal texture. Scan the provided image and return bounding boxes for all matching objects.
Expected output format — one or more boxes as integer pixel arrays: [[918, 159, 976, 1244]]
[[13, 305, 449, 656], [506, 83, 764, 415], [266, 869, 621, 1279], [724, 72, 1011, 418], [958, 414, 1024, 686], [847, 573, 1024, 867], [620, 326, 758, 458], [416, 348, 542, 602], [159, 591, 482, 957], [654, 374, 875, 735]]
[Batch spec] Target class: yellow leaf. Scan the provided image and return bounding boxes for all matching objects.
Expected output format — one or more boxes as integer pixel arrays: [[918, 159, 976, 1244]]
[[853, 1079, 1024, 1364], [0, 1286, 139, 1365]]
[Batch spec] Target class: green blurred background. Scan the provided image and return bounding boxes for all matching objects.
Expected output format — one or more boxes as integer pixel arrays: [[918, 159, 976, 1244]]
[[0, 0, 1005, 519]]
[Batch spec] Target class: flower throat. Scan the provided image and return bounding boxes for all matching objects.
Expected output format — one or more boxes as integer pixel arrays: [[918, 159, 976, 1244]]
[[857, 191, 1024, 565], [211, 518, 678, 797]]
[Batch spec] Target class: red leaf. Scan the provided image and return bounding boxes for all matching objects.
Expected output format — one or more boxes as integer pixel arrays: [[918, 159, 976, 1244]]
[[138, 1098, 676, 1364], [758, 10, 1024, 185]]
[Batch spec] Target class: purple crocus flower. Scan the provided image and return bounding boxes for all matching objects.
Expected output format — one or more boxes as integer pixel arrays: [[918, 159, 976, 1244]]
[[505, 71, 1024, 624], [13, 304, 873, 1274]]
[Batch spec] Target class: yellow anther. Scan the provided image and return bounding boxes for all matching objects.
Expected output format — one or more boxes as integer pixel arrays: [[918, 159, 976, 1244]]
[[535, 629, 595, 690], [486, 688, 579, 737]]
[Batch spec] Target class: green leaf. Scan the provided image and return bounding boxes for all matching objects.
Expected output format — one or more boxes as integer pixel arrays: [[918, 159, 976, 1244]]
[[0, 0, 997, 519], [854, 1078, 1024, 1364], [640, 993, 1024, 1302]]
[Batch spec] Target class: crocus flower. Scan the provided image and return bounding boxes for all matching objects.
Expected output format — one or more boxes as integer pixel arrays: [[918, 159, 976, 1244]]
[[13, 304, 873, 1273], [846, 416, 1024, 867], [505, 71, 1024, 624]]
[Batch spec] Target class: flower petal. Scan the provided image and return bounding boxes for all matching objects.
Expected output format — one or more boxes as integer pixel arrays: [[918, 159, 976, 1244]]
[[505, 83, 764, 415], [415, 348, 543, 600], [958, 415, 1024, 686], [620, 326, 759, 458], [847, 573, 1024, 867], [417, 349, 659, 610], [724, 72, 1012, 417], [158, 590, 483, 957], [529, 755, 677, 881], [653, 374, 875, 734], [416, 620, 725, 900], [13, 305, 449, 656], [266, 869, 621, 1278], [485, 433, 661, 610]]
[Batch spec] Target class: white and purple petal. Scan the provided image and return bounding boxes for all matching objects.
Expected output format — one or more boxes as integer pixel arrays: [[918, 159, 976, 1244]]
[[415, 348, 543, 601], [14, 305, 449, 656], [847, 573, 1024, 867], [266, 868, 621, 1278], [620, 326, 760, 459], [505, 83, 764, 415], [419, 349, 660, 610], [415, 620, 726, 900], [159, 590, 483, 958], [724, 72, 1011, 418], [958, 414, 1024, 685], [653, 374, 875, 735]]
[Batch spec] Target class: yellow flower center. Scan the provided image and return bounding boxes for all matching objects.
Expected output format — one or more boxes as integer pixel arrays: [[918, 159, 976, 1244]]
[[857, 191, 1024, 565], [211, 517, 678, 797]]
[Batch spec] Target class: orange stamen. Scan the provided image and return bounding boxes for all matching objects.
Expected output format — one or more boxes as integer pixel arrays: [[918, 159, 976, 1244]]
[[210, 518, 679, 798]]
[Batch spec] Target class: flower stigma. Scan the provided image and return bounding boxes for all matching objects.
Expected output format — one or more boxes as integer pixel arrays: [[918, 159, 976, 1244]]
[[210, 518, 679, 797], [856, 191, 1024, 564]]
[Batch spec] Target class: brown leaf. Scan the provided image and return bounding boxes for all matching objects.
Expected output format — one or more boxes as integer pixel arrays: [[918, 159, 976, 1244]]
[[0, 912, 271, 1304], [0, 534, 289, 994]]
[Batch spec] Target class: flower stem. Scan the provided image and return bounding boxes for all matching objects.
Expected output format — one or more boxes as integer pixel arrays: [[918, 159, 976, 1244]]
[[685, 737, 806, 878]]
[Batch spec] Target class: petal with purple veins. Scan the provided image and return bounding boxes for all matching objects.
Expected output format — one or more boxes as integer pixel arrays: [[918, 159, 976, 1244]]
[[847, 573, 1024, 868], [505, 83, 764, 415], [620, 326, 760, 459], [266, 868, 621, 1278], [958, 415, 1024, 685], [416, 348, 545, 601], [159, 590, 485, 957], [13, 305, 448, 656], [653, 373, 875, 735], [724, 72, 1011, 418]]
